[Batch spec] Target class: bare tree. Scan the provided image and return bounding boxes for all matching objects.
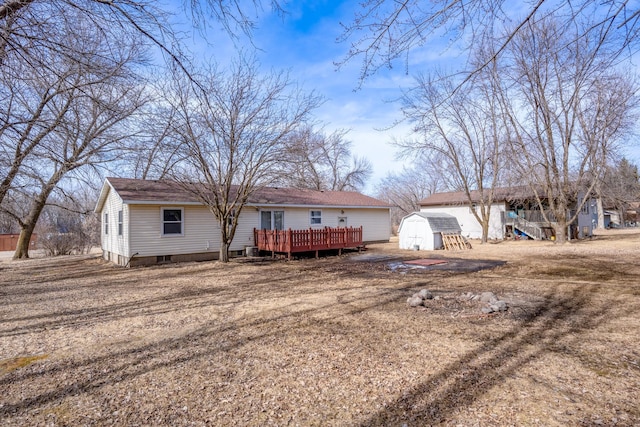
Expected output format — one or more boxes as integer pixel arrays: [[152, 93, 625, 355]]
[[4, 17, 148, 259], [399, 58, 506, 243], [37, 188, 100, 256], [375, 152, 446, 231], [167, 56, 321, 262], [338, 0, 640, 85], [0, 2, 153, 204], [497, 17, 639, 242], [277, 126, 372, 192], [0, 0, 291, 85], [124, 88, 186, 181]]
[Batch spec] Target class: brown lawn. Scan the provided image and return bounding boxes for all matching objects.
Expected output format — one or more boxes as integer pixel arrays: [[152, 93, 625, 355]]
[[1, 229, 639, 426]]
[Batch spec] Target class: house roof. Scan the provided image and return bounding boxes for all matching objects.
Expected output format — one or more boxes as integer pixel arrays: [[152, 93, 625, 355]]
[[95, 177, 391, 212], [399, 212, 461, 233], [419, 186, 538, 207]]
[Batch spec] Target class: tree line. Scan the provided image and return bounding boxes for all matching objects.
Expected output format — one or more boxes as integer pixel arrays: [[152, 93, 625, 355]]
[[0, 1, 373, 261]]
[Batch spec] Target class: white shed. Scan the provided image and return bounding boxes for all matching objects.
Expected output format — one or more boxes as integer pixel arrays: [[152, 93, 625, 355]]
[[398, 212, 462, 250]]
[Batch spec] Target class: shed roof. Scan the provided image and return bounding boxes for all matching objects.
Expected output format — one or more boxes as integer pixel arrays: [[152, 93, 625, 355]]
[[95, 177, 392, 212], [399, 212, 461, 233]]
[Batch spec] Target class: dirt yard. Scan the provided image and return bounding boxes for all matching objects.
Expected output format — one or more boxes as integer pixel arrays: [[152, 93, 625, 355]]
[[1, 230, 639, 426]]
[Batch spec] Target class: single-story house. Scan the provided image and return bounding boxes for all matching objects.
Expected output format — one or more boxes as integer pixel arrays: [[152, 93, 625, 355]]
[[418, 186, 596, 240], [398, 212, 461, 250], [94, 177, 392, 266]]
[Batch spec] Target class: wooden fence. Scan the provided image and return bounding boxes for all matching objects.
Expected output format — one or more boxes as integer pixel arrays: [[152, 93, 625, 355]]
[[254, 226, 363, 259], [0, 234, 37, 252]]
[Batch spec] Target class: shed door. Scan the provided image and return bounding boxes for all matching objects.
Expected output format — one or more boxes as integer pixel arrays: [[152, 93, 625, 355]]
[[404, 219, 424, 249]]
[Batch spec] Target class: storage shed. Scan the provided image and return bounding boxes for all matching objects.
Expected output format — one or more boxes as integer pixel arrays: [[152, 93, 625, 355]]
[[398, 212, 462, 250]]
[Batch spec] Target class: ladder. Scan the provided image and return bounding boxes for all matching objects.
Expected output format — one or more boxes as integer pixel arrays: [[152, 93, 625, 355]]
[[441, 233, 472, 250]]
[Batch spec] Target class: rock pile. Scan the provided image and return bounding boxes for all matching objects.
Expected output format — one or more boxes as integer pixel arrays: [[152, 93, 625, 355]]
[[472, 291, 509, 314], [406, 288, 434, 307], [407, 289, 509, 314]]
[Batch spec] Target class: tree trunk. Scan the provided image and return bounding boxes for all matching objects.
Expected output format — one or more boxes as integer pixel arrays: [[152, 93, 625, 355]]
[[12, 180, 57, 259], [13, 215, 38, 259], [219, 241, 230, 263], [481, 218, 489, 243], [596, 197, 605, 229]]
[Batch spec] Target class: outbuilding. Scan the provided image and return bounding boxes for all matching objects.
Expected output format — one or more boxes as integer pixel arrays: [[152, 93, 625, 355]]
[[398, 212, 462, 250]]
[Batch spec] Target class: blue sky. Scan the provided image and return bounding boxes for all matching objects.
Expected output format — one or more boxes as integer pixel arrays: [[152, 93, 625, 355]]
[[253, 1, 424, 193], [169, 1, 640, 193], [169, 0, 450, 194]]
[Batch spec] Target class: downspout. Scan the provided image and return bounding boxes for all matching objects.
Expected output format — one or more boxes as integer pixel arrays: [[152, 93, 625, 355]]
[[125, 252, 139, 268]]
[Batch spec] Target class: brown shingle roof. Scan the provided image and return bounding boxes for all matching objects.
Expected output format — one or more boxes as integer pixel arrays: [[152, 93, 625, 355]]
[[419, 186, 540, 206], [104, 177, 391, 208]]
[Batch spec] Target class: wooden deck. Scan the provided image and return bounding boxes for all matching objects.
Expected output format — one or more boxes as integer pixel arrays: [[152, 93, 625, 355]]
[[254, 226, 363, 259]]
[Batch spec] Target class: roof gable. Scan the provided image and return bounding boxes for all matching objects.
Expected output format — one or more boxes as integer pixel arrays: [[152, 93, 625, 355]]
[[399, 212, 461, 233]]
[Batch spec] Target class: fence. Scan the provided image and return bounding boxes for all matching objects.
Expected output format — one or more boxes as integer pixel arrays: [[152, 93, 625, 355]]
[[0, 234, 37, 252]]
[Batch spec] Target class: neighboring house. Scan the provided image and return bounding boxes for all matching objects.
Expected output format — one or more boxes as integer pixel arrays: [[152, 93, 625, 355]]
[[94, 177, 391, 266], [398, 212, 461, 250], [418, 187, 597, 240]]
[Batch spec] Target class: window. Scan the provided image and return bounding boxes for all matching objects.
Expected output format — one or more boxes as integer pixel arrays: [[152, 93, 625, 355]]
[[310, 210, 322, 225], [162, 208, 183, 235], [274, 211, 284, 230], [260, 210, 284, 230], [117, 210, 123, 236], [104, 213, 109, 235], [581, 202, 589, 214]]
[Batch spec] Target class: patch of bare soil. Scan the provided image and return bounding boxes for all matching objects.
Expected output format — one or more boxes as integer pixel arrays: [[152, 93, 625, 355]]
[[1, 229, 639, 426]]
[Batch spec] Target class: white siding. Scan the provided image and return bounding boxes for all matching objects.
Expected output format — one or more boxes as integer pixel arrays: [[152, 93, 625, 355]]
[[231, 208, 260, 249], [100, 187, 129, 258], [258, 207, 390, 242], [129, 205, 259, 257], [420, 204, 505, 239]]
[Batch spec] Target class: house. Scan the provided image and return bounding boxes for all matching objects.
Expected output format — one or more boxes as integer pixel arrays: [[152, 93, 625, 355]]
[[398, 212, 461, 250], [94, 177, 391, 266], [418, 187, 597, 240]]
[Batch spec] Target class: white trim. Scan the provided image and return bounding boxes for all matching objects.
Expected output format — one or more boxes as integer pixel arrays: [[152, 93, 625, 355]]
[[310, 209, 322, 226], [120, 200, 389, 209], [251, 203, 389, 209], [161, 207, 184, 237], [117, 210, 123, 236], [123, 200, 202, 206]]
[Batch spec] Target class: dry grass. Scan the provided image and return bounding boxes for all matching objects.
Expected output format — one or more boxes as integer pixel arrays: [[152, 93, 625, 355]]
[[1, 229, 639, 426]]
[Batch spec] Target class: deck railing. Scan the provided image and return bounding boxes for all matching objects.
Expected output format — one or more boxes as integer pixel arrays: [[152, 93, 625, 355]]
[[254, 226, 363, 259]]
